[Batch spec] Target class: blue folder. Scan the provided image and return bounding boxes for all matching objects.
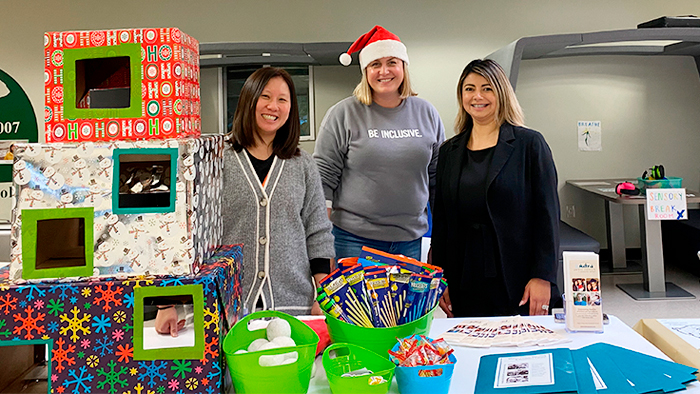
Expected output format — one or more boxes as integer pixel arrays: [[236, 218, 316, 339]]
[[474, 343, 697, 394], [475, 348, 578, 394]]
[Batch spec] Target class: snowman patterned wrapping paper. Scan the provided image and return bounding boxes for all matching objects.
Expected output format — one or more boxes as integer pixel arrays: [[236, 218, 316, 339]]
[[8, 135, 223, 282]]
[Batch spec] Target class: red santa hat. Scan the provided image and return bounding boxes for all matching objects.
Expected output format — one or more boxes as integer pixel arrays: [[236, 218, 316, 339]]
[[339, 25, 409, 70]]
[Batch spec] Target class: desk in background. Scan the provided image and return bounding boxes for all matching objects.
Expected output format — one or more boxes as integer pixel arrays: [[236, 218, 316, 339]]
[[306, 316, 700, 393], [567, 179, 699, 300]]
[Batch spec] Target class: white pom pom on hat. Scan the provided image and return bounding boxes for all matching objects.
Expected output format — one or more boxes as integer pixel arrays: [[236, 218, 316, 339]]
[[339, 52, 353, 66], [339, 25, 409, 70]]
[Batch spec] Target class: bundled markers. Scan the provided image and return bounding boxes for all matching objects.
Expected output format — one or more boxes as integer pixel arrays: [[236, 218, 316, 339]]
[[318, 247, 447, 328]]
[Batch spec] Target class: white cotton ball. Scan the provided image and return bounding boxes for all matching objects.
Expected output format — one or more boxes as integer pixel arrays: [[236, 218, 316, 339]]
[[271, 336, 296, 348], [234, 349, 248, 354], [247, 338, 269, 352], [259, 354, 286, 366], [266, 318, 292, 341], [281, 357, 297, 365], [258, 342, 281, 351]]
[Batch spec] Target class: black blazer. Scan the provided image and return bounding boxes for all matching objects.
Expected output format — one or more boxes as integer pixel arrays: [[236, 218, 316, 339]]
[[431, 123, 560, 307]]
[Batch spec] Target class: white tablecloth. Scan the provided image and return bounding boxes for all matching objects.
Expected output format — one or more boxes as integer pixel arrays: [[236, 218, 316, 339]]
[[307, 315, 700, 393]]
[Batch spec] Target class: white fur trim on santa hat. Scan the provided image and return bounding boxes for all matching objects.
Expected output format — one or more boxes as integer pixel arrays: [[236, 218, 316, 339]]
[[358, 39, 409, 70]]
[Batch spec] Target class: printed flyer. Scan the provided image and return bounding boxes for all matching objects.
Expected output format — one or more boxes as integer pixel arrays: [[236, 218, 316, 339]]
[[563, 251, 603, 332], [494, 353, 554, 388]]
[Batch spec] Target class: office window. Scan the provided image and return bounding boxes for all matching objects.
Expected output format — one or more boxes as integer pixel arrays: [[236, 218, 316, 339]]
[[225, 66, 314, 140]]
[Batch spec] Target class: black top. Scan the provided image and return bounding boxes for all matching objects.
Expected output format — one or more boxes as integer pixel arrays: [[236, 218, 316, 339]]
[[458, 147, 495, 225], [457, 146, 500, 281], [247, 150, 275, 184], [246, 149, 331, 277]]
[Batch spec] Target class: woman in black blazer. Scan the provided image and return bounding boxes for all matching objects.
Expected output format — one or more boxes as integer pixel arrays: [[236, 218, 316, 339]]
[[432, 59, 560, 318]]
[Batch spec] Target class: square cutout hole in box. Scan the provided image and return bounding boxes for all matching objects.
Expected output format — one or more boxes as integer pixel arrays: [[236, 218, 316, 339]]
[[75, 56, 131, 109], [35, 217, 86, 270], [143, 295, 195, 349], [133, 285, 204, 360], [118, 154, 173, 209], [0, 342, 49, 394]]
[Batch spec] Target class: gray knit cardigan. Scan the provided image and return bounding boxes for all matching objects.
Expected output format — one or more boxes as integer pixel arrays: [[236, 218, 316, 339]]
[[221, 147, 335, 315]]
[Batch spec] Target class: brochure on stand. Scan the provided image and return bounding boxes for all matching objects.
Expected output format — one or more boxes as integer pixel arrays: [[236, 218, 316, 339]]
[[562, 251, 603, 332]]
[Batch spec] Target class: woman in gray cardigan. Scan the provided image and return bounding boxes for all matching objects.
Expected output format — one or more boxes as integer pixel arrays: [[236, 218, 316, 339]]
[[222, 68, 335, 316]]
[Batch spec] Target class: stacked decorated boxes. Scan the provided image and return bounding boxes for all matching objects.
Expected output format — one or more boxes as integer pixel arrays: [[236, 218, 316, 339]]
[[9, 136, 224, 281], [0, 245, 242, 394], [0, 28, 240, 394]]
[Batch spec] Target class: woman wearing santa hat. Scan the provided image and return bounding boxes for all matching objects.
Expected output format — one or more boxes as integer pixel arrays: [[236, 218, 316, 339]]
[[313, 26, 445, 260]]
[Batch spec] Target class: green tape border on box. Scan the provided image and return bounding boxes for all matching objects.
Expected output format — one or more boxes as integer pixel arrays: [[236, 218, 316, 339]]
[[133, 284, 204, 360], [0, 339, 53, 394], [21, 207, 94, 280], [112, 147, 178, 214], [63, 43, 142, 120]]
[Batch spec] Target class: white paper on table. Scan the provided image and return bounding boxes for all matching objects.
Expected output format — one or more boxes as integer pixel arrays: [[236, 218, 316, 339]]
[[143, 325, 195, 349], [646, 188, 687, 220], [571, 181, 611, 187], [494, 353, 554, 388], [658, 319, 700, 349]]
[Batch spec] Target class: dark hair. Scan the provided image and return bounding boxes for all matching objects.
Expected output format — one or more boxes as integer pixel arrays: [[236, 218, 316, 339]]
[[227, 67, 300, 159], [454, 59, 524, 135]]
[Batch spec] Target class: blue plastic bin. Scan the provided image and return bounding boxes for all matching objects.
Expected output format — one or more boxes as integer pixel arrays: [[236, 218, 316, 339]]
[[390, 336, 457, 394]]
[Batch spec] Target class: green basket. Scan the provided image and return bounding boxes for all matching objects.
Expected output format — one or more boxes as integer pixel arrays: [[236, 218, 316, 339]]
[[637, 176, 683, 192], [222, 310, 319, 394], [325, 307, 435, 359], [323, 343, 396, 394]]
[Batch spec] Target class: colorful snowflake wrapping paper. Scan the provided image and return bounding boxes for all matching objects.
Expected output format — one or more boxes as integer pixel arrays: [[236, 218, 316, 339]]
[[0, 244, 242, 394], [44, 28, 201, 143], [9, 135, 223, 282]]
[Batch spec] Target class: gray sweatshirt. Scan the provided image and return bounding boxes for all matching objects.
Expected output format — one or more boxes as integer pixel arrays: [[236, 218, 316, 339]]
[[221, 147, 335, 315], [314, 96, 445, 242]]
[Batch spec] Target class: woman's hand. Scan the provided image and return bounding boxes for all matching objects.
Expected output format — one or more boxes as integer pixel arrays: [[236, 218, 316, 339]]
[[519, 278, 551, 316], [439, 287, 454, 318], [155, 306, 186, 337]]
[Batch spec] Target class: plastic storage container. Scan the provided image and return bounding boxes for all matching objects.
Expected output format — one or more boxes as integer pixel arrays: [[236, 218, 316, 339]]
[[637, 176, 683, 192], [324, 307, 436, 359], [323, 343, 396, 394], [222, 310, 319, 394], [391, 336, 457, 394]]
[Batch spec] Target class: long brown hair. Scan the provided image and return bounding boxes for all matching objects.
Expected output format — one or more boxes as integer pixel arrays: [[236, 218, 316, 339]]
[[227, 67, 300, 159], [454, 59, 524, 135]]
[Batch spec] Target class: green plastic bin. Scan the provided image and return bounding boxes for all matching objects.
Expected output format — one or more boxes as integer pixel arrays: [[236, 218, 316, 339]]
[[325, 307, 436, 359], [637, 176, 683, 192], [323, 343, 396, 394], [223, 310, 319, 394]]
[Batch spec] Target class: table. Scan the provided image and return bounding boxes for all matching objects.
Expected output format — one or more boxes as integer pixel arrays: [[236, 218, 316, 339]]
[[567, 179, 699, 300], [635, 318, 700, 371], [307, 316, 700, 393]]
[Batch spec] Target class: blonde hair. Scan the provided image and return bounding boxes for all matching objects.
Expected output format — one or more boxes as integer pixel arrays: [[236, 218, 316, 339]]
[[454, 59, 524, 134], [352, 62, 417, 106]]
